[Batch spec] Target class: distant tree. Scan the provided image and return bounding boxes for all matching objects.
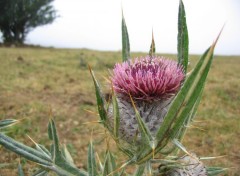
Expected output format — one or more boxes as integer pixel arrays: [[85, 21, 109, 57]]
[[0, 0, 57, 45]]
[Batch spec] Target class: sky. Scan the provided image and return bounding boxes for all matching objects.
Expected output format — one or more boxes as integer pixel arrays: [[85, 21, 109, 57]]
[[16, 0, 240, 55]]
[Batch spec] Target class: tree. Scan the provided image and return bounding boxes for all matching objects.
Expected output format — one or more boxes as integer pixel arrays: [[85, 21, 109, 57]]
[[0, 0, 57, 45]]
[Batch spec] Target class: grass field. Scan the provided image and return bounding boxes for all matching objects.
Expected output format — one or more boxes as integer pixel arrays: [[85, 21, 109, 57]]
[[0, 47, 239, 175]]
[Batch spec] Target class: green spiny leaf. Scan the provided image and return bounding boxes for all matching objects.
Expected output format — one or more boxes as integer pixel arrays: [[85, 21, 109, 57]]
[[134, 164, 145, 176], [87, 141, 97, 176], [32, 169, 48, 176], [48, 121, 53, 140], [48, 119, 87, 176], [156, 47, 212, 142], [48, 119, 61, 159], [146, 161, 152, 176], [169, 48, 213, 139], [18, 162, 25, 176], [27, 135, 52, 160], [0, 133, 52, 165], [151, 158, 178, 165], [89, 66, 107, 123], [172, 87, 204, 155], [0, 163, 14, 169], [177, 0, 189, 73], [62, 145, 75, 166], [172, 139, 191, 156], [103, 151, 119, 176], [119, 168, 126, 176], [159, 142, 178, 155], [137, 29, 222, 163], [158, 61, 205, 156], [37, 144, 52, 159], [116, 142, 134, 158], [207, 167, 228, 176], [0, 119, 19, 129], [0, 128, 87, 176], [200, 156, 225, 160], [51, 165, 87, 176], [122, 10, 130, 62], [112, 93, 120, 139], [96, 152, 104, 172], [129, 95, 153, 146], [154, 47, 212, 156]]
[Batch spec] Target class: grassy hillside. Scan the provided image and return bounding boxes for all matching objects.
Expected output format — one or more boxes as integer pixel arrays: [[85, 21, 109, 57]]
[[0, 47, 239, 175]]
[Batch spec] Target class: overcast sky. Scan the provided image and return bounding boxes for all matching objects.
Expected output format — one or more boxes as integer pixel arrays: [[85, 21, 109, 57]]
[[24, 0, 240, 55]]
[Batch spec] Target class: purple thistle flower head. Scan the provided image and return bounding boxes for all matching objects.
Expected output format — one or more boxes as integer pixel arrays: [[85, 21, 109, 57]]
[[111, 56, 185, 101]]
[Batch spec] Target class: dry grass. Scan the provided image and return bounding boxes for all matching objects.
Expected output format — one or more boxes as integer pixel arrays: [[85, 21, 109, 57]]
[[0, 47, 239, 175]]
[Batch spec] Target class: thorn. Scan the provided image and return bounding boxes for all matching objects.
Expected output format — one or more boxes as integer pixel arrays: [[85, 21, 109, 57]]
[[83, 109, 99, 116], [206, 24, 225, 61], [90, 128, 94, 144], [121, 2, 124, 18], [110, 81, 114, 94], [173, 139, 197, 160], [187, 124, 206, 131], [128, 93, 137, 110], [17, 117, 27, 123], [200, 155, 226, 160], [212, 24, 225, 48], [107, 159, 132, 176], [27, 135, 37, 145], [48, 105, 53, 119], [106, 90, 113, 104], [96, 152, 103, 170], [81, 121, 102, 125], [102, 75, 111, 83], [152, 143, 155, 159], [152, 28, 154, 42], [106, 134, 110, 150], [186, 69, 193, 77], [18, 158, 21, 165], [192, 120, 206, 123], [133, 130, 139, 143], [88, 64, 92, 72]]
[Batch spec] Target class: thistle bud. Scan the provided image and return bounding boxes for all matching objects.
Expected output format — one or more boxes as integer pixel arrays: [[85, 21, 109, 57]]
[[166, 153, 207, 176]]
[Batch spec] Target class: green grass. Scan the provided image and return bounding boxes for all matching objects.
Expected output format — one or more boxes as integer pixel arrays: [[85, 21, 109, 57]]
[[0, 47, 240, 175]]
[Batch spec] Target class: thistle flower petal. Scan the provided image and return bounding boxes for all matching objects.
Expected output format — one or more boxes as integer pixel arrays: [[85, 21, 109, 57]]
[[112, 56, 184, 101]]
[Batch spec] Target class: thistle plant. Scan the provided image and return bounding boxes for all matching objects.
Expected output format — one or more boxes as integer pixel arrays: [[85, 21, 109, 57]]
[[0, 0, 227, 175], [89, 0, 226, 174]]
